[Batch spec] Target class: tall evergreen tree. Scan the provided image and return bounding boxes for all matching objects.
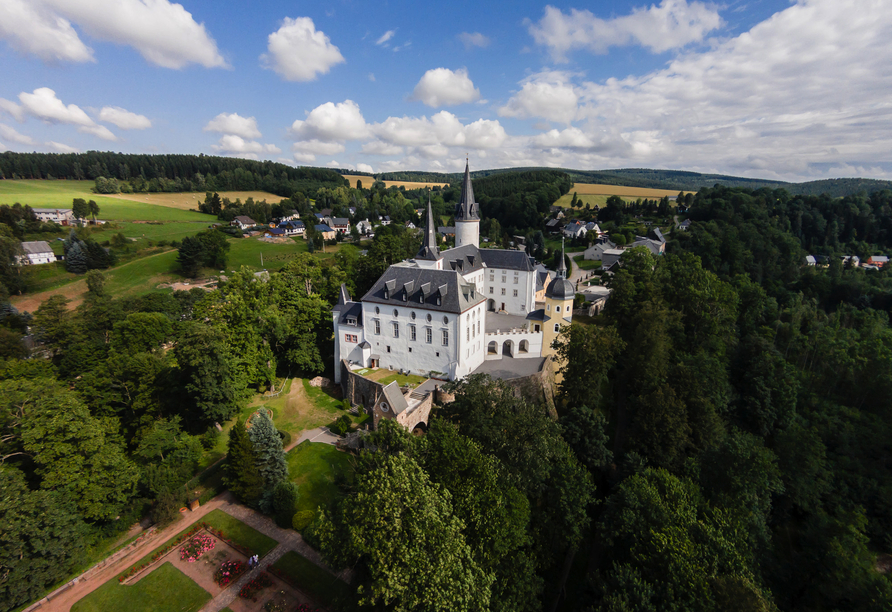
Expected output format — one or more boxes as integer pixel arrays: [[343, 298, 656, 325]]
[[224, 420, 264, 505], [65, 241, 88, 274], [248, 411, 287, 489]]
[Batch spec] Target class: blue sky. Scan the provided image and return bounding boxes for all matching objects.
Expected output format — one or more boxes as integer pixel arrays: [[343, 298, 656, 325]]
[[1, 0, 890, 181]]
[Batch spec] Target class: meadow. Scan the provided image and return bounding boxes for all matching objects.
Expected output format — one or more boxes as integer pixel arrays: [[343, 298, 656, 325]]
[[105, 190, 286, 211], [568, 182, 692, 198]]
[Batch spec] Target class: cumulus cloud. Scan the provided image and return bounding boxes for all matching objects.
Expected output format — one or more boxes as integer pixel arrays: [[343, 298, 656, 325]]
[[203, 112, 261, 139], [411, 68, 481, 108], [98, 106, 151, 130], [261, 17, 345, 82], [46, 141, 79, 153], [291, 140, 345, 156], [4, 88, 118, 141], [529, 0, 722, 61], [289, 100, 370, 141], [35, 0, 227, 68], [376, 30, 396, 46], [361, 141, 404, 156], [211, 135, 280, 156], [458, 32, 490, 49], [356, 163, 374, 173], [0, 124, 36, 146], [498, 71, 580, 125], [0, 0, 94, 63], [374, 111, 507, 149]]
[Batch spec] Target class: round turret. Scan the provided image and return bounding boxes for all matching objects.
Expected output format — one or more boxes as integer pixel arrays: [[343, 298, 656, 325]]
[[545, 276, 575, 300]]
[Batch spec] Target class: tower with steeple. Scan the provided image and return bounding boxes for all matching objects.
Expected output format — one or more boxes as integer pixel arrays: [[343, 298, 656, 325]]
[[541, 240, 574, 357], [415, 195, 442, 270], [454, 160, 480, 249]]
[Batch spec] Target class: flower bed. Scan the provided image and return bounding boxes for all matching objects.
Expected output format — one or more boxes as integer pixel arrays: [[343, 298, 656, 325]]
[[214, 560, 246, 587], [180, 532, 215, 562], [118, 520, 256, 584], [238, 572, 274, 601]]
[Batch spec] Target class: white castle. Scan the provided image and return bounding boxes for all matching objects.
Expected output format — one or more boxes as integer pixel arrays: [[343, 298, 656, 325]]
[[333, 162, 574, 384]]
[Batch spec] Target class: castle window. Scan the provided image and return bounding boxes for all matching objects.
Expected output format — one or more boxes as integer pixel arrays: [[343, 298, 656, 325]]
[[554, 324, 560, 332], [513, 289, 518, 297], [387, 346, 391, 353], [374, 319, 381, 334], [556, 305, 561, 312], [392, 322, 399, 338], [443, 316, 448, 324], [426, 328, 432, 343], [467, 328, 470, 341], [403, 292, 407, 301], [381, 402, 389, 412], [393, 309, 398, 317], [411, 311, 416, 319], [442, 330, 449, 346], [501, 288, 505, 295], [514, 276, 518, 284], [410, 325, 416, 341], [534, 324, 541, 332], [546, 304, 551, 311], [427, 314, 432, 322], [477, 321, 480, 334], [375, 306, 380, 314], [489, 287, 493, 294]]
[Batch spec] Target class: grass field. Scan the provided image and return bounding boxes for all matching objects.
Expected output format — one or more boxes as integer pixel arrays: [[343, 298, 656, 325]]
[[341, 174, 449, 190], [200, 509, 278, 557], [271, 551, 353, 608], [105, 190, 286, 211], [0, 180, 216, 221], [286, 443, 354, 516], [71, 562, 210, 612], [574, 254, 602, 271]]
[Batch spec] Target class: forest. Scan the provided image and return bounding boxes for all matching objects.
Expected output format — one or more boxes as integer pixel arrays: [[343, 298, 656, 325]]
[[2, 175, 892, 611]]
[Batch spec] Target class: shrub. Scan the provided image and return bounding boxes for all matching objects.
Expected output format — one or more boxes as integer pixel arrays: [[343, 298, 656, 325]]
[[292, 510, 315, 532], [277, 429, 292, 448], [329, 415, 352, 436], [214, 560, 246, 586], [180, 533, 215, 562], [152, 490, 183, 526], [272, 481, 298, 528], [201, 427, 220, 450], [238, 572, 273, 600]]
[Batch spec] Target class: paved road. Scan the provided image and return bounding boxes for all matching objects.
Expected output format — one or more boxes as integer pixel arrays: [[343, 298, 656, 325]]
[[292, 426, 340, 448]]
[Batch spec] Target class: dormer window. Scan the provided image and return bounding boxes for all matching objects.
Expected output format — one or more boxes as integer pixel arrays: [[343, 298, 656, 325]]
[[346, 316, 357, 325], [402, 292, 407, 302], [420, 295, 424, 304], [384, 289, 389, 299]]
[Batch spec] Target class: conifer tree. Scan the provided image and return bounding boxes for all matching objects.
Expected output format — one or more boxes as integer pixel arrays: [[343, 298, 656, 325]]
[[224, 420, 264, 504], [248, 411, 288, 489], [65, 241, 88, 274]]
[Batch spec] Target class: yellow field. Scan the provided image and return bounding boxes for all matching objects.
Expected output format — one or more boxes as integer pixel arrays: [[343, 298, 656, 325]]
[[341, 175, 449, 190], [569, 183, 693, 198], [105, 190, 286, 211], [553, 194, 628, 209]]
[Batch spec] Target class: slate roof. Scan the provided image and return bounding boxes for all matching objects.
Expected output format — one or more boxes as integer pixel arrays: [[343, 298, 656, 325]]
[[233, 215, 256, 225], [454, 161, 480, 221], [649, 227, 666, 243], [381, 382, 409, 415], [479, 248, 535, 272], [628, 238, 663, 256], [416, 200, 440, 261], [331, 217, 349, 226], [21, 240, 53, 255], [441, 244, 483, 274], [315, 224, 334, 232], [361, 265, 484, 314], [438, 226, 455, 235]]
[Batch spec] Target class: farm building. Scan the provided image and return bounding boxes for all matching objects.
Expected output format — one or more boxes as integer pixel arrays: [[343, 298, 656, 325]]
[[33, 208, 74, 225], [16, 241, 55, 265], [231, 216, 257, 230]]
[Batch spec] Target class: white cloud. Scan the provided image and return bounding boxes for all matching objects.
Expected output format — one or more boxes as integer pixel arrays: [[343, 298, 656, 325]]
[[458, 32, 490, 49], [373, 111, 506, 149], [98, 106, 151, 130], [376, 30, 396, 46], [498, 71, 580, 124], [411, 68, 481, 108], [211, 135, 280, 156], [291, 140, 345, 156], [203, 112, 261, 139], [292, 152, 317, 164], [368, 73, 376, 82], [46, 141, 79, 153], [261, 17, 345, 82], [19, 87, 93, 126], [0, 99, 25, 122], [356, 163, 374, 173], [361, 141, 404, 156], [0, 0, 94, 63], [529, 0, 723, 61], [39, 0, 227, 68], [289, 100, 370, 141], [0, 124, 36, 146], [78, 123, 117, 141]]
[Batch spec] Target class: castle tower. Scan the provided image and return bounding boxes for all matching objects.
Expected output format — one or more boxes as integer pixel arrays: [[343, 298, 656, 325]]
[[454, 160, 480, 248], [415, 195, 442, 270], [541, 241, 574, 357]]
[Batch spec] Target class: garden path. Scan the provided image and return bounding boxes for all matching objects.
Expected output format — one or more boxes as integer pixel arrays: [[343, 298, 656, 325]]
[[41, 492, 349, 612], [291, 426, 339, 449]]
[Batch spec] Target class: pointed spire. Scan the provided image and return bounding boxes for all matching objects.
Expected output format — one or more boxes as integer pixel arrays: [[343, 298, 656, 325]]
[[557, 237, 567, 278], [455, 159, 479, 221], [415, 191, 441, 261]]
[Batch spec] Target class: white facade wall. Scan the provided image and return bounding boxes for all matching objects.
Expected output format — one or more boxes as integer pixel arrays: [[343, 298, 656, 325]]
[[18, 252, 55, 265], [482, 267, 536, 315], [455, 220, 479, 248], [462, 268, 485, 294], [362, 303, 462, 379], [484, 330, 543, 360], [456, 303, 487, 377]]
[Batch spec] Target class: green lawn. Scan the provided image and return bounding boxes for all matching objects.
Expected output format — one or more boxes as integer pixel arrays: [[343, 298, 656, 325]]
[[71, 562, 210, 612], [201, 509, 278, 557], [374, 372, 427, 388], [286, 443, 353, 516], [271, 551, 353, 608], [573, 255, 602, 271], [0, 180, 215, 221]]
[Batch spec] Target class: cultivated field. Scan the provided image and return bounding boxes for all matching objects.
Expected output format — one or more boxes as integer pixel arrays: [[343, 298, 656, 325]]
[[105, 190, 286, 211], [341, 174, 449, 190], [568, 183, 692, 198]]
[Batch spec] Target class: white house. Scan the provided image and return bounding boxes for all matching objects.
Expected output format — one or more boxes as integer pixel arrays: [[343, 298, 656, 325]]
[[231, 216, 256, 230], [331, 218, 350, 234], [562, 221, 587, 239], [355, 220, 373, 235], [333, 162, 574, 384], [17, 241, 55, 265], [33, 208, 74, 225]]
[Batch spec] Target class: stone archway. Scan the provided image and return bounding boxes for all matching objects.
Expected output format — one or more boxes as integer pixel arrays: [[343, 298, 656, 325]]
[[487, 299, 496, 312], [502, 339, 514, 357], [519, 339, 529, 354], [487, 341, 498, 354]]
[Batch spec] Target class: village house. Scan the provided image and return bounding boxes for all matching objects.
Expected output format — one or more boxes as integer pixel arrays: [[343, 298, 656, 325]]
[[583, 239, 618, 261], [279, 220, 305, 236], [16, 241, 55, 265], [355, 219, 373, 235], [315, 224, 336, 241], [231, 216, 256, 231], [331, 217, 350, 234], [33, 208, 74, 225], [563, 221, 587, 239], [866, 255, 888, 268]]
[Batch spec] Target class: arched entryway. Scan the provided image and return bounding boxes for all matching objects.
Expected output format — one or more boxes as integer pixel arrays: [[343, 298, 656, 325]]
[[488, 341, 498, 354], [487, 299, 496, 312], [502, 339, 514, 357], [519, 339, 529, 354]]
